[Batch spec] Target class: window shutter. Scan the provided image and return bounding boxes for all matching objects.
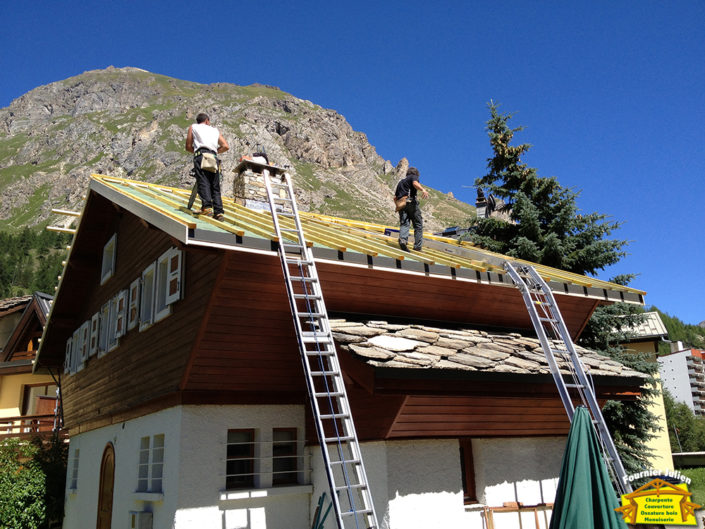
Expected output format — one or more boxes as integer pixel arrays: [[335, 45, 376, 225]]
[[140, 262, 156, 331], [165, 248, 182, 306], [107, 296, 120, 352], [89, 312, 100, 357], [64, 337, 73, 374], [127, 278, 141, 331], [115, 290, 127, 338], [72, 328, 82, 372], [79, 321, 90, 364], [98, 302, 110, 357]]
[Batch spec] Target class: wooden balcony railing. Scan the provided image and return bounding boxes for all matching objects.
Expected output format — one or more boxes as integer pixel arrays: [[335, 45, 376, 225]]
[[0, 414, 65, 440]]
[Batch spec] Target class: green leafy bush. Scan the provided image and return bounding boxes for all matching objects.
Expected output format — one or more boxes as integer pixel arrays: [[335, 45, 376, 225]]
[[0, 435, 67, 529]]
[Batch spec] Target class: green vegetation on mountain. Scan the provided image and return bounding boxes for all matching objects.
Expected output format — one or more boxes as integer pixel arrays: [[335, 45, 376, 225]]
[[0, 229, 71, 298], [645, 306, 705, 353]]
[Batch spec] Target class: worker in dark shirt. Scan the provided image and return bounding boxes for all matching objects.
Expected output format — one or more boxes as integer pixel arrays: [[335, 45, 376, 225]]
[[394, 167, 429, 251]]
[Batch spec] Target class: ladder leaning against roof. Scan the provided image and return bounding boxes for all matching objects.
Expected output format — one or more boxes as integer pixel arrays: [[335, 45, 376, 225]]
[[503, 261, 632, 497], [263, 167, 379, 529]]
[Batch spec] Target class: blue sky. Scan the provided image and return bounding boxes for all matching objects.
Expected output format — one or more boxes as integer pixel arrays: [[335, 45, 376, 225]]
[[2, 1, 703, 324]]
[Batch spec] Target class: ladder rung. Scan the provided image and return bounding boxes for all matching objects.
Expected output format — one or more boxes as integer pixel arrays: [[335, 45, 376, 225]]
[[311, 370, 340, 376], [299, 312, 324, 318], [303, 337, 333, 344], [316, 392, 346, 399], [273, 197, 293, 203], [290, 276, 317, 282], [341, 509, 373, 517], [330, 459, 360, 466], [320, 413, 349, 420], [336, 483, 367, 491], [286, 258, 313, 265], [565, 383, 585, 388], [294, 293, 321, 300], [324, 435, 354, 443], [305, 350, 335, 357]]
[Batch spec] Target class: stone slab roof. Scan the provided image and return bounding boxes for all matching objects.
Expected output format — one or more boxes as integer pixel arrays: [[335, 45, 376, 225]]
[[331, 320, 645, 379]]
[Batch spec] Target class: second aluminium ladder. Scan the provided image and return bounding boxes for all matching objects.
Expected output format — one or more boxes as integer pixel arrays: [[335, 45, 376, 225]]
[[503, 261, 631, 497], [264, 169, 379, 529]]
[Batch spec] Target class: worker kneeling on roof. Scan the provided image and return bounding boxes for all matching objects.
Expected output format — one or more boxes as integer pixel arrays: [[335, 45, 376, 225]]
[[185, 112, 229, 221]]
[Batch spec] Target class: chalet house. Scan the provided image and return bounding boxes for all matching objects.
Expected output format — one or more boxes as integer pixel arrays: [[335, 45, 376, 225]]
[[0, 292, 60, 438], [35, 174, 649, 529]]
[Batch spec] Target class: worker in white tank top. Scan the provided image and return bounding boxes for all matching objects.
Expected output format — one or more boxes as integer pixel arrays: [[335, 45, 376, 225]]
[[185, 113, 230, 219]]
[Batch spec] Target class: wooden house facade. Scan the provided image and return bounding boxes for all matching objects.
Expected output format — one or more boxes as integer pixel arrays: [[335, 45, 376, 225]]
[[35, 175, 648, 529]]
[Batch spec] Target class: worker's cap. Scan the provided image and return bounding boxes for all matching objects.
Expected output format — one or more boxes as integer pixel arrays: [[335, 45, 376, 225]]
[[407, 167, 419, 177]]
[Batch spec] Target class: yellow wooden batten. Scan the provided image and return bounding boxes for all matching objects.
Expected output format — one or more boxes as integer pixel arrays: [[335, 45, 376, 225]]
[[89, 175, 644, 296]]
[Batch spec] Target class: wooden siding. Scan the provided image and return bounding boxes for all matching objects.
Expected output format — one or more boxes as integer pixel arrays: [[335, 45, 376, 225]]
[[61, 208, 221, 432], [316, 262, 594, 339]]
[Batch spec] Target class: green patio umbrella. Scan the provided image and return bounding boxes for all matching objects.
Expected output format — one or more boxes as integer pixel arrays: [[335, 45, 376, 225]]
[[549, 406, 628, 529]]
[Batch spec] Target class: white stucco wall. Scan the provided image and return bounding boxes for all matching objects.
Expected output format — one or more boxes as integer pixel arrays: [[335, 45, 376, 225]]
[[63, 404, 568, 529], [62, 404, 310, 529]]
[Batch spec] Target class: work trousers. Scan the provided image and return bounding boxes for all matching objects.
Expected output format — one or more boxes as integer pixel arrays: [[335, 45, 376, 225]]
[[193, 154, 224, 215], [398, 201, 423, 250]]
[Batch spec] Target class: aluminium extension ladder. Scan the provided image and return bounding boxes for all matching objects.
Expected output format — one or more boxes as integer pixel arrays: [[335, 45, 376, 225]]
[[503, 261, 632, 497], [264, 169, 379, 529]]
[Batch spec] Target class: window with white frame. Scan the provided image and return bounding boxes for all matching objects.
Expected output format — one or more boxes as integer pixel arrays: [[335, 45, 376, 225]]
[[100, 233, 117, 285], [69, 448, 80, 490], [139, 262, 156, 331], [89, 312, 100, 357], [137, 434, 165, 493], [226, 429, 256, 490], [154, 248, 182, 323], [127, 278, 140, 331]]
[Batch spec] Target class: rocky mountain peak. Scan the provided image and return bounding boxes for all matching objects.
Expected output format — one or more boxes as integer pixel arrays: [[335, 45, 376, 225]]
[[0, 67, 474, 231]]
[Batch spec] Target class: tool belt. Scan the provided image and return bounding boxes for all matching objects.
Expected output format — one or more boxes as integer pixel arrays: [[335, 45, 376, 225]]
[[195, 148, 218, 173]]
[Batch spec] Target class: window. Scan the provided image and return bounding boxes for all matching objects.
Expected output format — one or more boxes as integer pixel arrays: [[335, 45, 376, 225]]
[[155, 248, 182, 323], [100, 233, 117, 285], [22, 384, 58, 415], [127, 278, 140, 331], [72, 328, 82, 372], [79, 320, 90, 365], [459, 438, 477, 504], [98, 302, 110, 357], [89, 312, 100, 356], [139, 262, 156, 331], [107, 296, 119, 352], [64, 337, 73, 374], [273, 428, 298, 485], [226, 429, 255, 490], [115, 290, 127, 338], [137, 434, 165, 493]]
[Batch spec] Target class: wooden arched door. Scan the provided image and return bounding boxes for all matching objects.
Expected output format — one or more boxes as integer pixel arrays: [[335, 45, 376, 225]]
[[96, 443, 115, 529]]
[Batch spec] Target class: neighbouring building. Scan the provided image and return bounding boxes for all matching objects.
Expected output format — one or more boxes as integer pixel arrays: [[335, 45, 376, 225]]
[[659, 343, 705, 416], [34, 174, 649, 529], [619, 311, 674, 470], [0, 292, 61, 438]]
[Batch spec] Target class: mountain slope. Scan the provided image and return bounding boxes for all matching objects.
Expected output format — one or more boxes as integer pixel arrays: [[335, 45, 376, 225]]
[[0, 67, 474, 231]]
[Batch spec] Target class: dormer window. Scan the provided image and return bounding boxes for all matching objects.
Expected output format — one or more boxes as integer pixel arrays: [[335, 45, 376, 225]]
[[100, 233, 117, 285]]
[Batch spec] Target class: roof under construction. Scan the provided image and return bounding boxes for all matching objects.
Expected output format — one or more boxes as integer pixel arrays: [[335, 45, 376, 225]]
[[85, 174, 644, 306]]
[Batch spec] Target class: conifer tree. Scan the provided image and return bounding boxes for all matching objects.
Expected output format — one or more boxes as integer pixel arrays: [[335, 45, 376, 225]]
[[469, 102, 658, 474], [468, 102, 627, 276]]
